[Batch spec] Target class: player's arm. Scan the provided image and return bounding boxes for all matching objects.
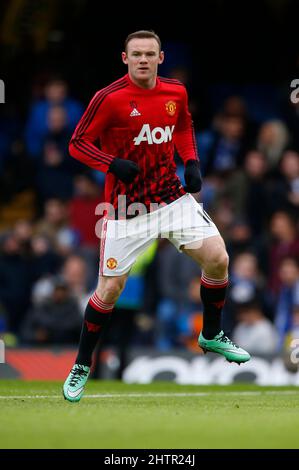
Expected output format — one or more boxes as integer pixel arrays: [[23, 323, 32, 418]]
[[174, 87, 202, 193], [69, 92, 139, 183]]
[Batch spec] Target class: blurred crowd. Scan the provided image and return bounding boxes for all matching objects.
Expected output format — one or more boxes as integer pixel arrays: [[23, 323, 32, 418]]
[[0, 73, 299, 369]]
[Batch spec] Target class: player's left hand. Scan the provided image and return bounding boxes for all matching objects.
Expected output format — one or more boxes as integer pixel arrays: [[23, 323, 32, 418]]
[[184, 159, 202, 193]]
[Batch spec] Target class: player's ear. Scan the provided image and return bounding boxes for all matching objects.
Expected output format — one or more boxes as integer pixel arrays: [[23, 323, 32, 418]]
[[122, 52, 128, 65], [158, 51, 164, 65]]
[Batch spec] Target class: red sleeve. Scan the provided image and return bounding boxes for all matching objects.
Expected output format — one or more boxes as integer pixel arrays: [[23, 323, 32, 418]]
[[173, 86, 199, 164], [69, 91, 115, 173]]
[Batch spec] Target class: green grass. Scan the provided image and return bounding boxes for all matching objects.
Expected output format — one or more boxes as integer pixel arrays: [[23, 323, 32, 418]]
[[0, 380, 299, 448]]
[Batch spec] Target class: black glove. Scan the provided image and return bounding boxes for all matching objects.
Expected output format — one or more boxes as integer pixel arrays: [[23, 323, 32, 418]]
[[184, 159, 202, 193], [108, 158, 140, 184]]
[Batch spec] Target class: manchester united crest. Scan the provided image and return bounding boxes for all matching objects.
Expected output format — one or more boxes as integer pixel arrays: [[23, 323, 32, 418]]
[[106, 258, 118, 270], [165, 100, 176, 116]]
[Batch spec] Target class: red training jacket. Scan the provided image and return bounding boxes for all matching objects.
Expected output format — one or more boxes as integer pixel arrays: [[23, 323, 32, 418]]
[[69, 74, 199, 212]]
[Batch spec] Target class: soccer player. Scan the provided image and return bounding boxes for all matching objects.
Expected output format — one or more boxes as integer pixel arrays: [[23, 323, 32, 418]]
[[63, 30, 250, 402]]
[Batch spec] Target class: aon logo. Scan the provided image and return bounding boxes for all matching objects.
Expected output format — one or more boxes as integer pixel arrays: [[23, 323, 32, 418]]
[[133, 124, 175, 145]]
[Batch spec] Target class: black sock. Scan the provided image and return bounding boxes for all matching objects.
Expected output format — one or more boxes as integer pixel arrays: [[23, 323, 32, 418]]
[[200, 274, 228, 339], [76, 293, 114, 367]]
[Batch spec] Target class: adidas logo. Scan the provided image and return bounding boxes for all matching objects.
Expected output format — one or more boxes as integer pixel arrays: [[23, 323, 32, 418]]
[[130, 108, 141, 117]]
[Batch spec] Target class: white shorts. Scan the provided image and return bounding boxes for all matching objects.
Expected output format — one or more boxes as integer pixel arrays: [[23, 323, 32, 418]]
[[99, 193, 219, 276]]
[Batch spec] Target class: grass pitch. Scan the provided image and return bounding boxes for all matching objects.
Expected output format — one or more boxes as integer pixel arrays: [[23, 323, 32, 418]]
[[0, 380, 298, 448]]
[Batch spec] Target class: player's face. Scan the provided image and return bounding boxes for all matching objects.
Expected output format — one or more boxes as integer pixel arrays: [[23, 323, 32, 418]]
[[122, 38, 164, 87]]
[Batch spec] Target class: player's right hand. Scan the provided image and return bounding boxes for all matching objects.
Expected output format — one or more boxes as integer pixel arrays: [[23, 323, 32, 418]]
[[108, 158, 140, 184]]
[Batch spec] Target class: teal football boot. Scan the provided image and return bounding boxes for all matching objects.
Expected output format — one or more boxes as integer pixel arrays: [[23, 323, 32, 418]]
[[198, 330, 251, 364], [63, 364, 90, 402]]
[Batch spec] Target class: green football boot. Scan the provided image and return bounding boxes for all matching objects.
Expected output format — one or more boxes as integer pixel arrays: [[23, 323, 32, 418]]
[[198, 330, 251, 364], [63, 364, 90, 402]]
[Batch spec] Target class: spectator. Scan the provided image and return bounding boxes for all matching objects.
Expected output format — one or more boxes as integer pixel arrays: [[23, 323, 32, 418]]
[[25, 78, 83, 158], [34, 198, 79, 256], [268, 211, 299, 295], [30, 234, 62, 281], [226, 219, 253, 259], [62, 254, 91, 314], [204, 112, 247, 175], [0, 232, 33, 333], [270, 150, 299, 216], [217, 150, 271, 236], [240, 150, 271, 235], [233, 299, 278, 355], [274, 257, 299, 351], [21, 276, 82, 345], [226, 251, 268, 330], [256, 120, 290, 170], [35, 106, 77, 202]]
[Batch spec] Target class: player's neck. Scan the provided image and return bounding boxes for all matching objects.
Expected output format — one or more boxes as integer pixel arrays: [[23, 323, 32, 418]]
[[128, 73, 157, 90]]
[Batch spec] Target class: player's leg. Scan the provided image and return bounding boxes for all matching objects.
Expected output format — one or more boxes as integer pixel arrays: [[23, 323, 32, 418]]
[[63, 273, 128, 402], [183, 235, 228, 337], [168, 194, 250, 363], [182, 234, 228, 339], [182, 235, 250, 363], [75, 273, 129, 368], [63, 215, 156, 401]]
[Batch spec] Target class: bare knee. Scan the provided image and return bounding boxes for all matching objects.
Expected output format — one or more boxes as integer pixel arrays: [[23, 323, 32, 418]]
[[96, 276, 127, 304], [203, 249, 229, 277]]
